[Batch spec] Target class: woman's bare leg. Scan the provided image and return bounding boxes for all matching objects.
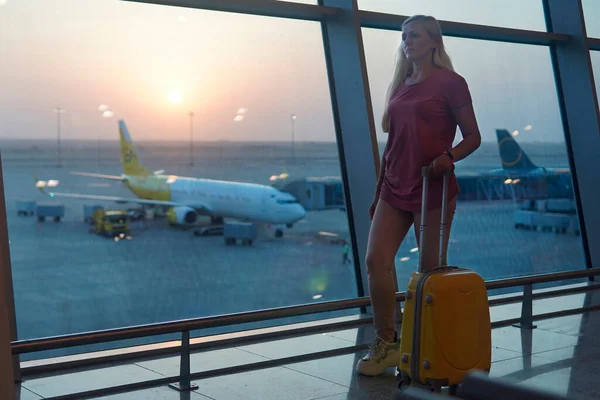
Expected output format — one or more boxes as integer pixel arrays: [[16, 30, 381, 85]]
[[367, 199, 414, 340], [356, 199, 414, 376]]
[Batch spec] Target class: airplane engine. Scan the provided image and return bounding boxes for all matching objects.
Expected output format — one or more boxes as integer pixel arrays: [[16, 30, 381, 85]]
[[167, 206, 198, 226]]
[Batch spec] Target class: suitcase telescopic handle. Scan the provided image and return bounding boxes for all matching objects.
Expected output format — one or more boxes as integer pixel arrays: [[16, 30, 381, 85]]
[[419, 166, 451, 273]]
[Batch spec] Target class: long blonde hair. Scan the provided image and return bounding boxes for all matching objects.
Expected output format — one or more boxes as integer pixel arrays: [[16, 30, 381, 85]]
[[381, 15, 454, 133]]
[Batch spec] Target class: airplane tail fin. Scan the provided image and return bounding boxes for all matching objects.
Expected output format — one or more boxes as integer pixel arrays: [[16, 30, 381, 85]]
[[119, 120, 151, 177], [495, 129, 538, 171]]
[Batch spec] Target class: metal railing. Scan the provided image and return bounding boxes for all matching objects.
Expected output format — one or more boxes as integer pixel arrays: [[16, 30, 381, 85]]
[[10, 267, 600, 399]]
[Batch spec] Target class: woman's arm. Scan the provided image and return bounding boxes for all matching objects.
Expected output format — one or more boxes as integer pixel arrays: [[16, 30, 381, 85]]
[[370, 154, 386, 219], [375, 138, 389, 197], [375, 155, 386, 197], [449, 104, 481, 162]]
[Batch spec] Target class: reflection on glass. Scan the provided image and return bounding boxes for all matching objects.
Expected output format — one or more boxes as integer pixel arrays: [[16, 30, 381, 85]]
[[1, 0, 357, 359], [583, 0, 600, 39], [591, 52, 600, 110], [362, 28, 586, 292], [357, 0, 546, 31]]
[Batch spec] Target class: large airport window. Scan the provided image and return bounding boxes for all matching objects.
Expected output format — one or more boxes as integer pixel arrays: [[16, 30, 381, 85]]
[[0, 0, 359, 358], [362, 27, 586, 292], [356, 0, 547, 32], [583, 0, 600, 39]]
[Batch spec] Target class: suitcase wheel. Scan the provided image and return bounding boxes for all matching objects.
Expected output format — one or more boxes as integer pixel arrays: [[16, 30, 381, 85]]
[[397, 371, 411, 391], [429, 382, 442, 393], [397, 372, 459, 395], [449, 385, 459, 396]]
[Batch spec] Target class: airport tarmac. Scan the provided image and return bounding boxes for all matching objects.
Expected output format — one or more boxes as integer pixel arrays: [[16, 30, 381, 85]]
[[0, 143, 585, 360]]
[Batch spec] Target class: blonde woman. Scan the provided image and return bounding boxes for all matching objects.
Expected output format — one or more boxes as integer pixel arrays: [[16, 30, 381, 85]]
[[357, 15, 482, 376]]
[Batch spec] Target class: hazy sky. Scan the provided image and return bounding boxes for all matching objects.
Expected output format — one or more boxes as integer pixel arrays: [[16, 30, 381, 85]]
[[1, 0, 599, 143]]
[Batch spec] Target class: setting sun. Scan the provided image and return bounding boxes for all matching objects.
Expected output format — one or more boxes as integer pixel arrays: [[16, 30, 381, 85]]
[[168, 91, 182, 104]]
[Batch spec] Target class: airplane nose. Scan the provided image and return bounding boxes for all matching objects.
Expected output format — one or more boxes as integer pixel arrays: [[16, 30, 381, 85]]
[[296, 204, 307, 220]]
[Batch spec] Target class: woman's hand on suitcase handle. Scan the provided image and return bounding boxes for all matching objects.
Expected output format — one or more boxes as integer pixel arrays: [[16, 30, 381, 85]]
[[430, 152, 453, 177]]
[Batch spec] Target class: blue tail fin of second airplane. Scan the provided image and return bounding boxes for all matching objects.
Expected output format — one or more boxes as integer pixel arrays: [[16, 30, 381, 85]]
[[495, 129, 538, 171]]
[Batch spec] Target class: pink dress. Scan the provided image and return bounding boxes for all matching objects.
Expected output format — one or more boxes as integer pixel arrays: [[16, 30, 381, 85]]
[[380, 67, 472, 212]]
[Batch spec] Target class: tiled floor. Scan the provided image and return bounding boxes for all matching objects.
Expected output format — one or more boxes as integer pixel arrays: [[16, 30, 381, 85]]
[[14, 286, 600, 399]]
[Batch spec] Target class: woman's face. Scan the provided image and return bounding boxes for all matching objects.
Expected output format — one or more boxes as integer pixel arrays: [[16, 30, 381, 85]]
[[401, 21, 438, 62]]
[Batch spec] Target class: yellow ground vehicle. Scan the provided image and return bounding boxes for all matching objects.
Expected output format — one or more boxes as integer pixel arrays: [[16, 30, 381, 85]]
[[92, 209, 130, 237]]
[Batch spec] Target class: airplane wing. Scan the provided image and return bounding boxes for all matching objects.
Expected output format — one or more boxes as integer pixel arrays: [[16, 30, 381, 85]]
[[40, 191, 178, 207], [34, 174, 213, 213], [35, 181, 212, 214], [39, 190, 213, 214], [70, 171, 126, 181]]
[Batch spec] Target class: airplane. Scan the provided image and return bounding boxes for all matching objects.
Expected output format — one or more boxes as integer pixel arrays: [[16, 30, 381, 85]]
[[493, 128, 574, 199], [35, 120, 307, 236]]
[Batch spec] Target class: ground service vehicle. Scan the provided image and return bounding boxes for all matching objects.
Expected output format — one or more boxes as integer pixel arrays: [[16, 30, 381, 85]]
[[92, 209, 130, 237], [224, 221, 257, 246], [16, 200, 36, 216], [36, 203, 65, 222]]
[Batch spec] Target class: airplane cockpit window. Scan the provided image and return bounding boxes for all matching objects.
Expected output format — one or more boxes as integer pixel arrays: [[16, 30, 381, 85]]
[[276, 199, 298, 204]]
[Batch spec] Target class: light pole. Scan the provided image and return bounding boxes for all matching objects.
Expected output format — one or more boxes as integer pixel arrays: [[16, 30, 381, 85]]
[[291, 113, 297, 163], [189, 111, 194, 166], [54, 108, 65, 167], [101, 110, 114, 166]]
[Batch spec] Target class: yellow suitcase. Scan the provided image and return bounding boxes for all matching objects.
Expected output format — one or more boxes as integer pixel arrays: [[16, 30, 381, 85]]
[[397, 167, 492, 394]]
